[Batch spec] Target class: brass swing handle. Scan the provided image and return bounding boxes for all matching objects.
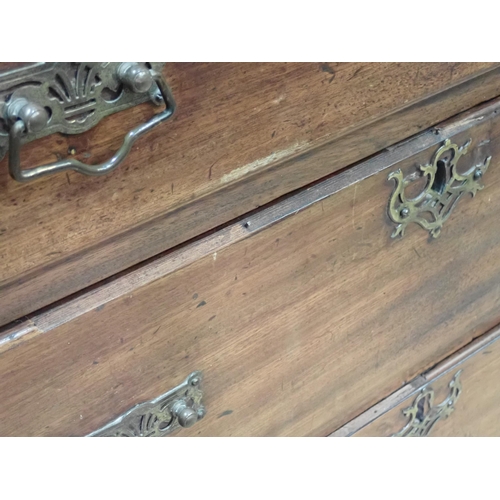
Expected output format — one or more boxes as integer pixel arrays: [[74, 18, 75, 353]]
[[5, 63, 176, 183]]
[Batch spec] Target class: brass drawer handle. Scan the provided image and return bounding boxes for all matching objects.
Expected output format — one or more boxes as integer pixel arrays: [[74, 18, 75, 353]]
[[392, 370, 462, 437], [388, 139, 491, 238], [0, 62, 176, 183], [88, 371, 206, 437]]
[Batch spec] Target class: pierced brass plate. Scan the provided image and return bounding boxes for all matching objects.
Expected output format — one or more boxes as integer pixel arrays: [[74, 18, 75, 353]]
[[393, 370, 462, 437], [0, 62, 177, 182], [88, 371, 206, 437], [0, 62, 165, 160], [388, 139, 491, 238]]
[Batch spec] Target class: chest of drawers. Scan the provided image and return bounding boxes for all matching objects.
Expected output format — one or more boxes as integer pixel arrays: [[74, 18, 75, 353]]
[[1, 62, 500, 436]]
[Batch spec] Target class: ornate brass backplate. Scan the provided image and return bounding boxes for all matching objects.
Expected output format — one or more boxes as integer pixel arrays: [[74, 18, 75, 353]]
[[0, 62, 165, 160], [88, 371, 206, 437], [392, 370, 462, 437], [388, 139, 491, 238], [0, 62, 176, 182]]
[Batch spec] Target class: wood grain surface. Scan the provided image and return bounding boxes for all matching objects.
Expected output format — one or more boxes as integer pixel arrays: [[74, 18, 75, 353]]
[[334, 324, 500, 437], [2, 97, 500, 436], [1, 63, 499, 326]]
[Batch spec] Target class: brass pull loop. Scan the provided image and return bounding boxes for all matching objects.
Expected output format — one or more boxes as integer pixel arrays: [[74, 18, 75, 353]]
[[6, 66, 176, 183]]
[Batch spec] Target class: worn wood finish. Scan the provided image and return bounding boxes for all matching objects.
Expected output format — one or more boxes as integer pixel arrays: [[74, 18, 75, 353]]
[[2, 99, 500, 436], [335, 324, 500, 437], [1, 63, 500, 327]]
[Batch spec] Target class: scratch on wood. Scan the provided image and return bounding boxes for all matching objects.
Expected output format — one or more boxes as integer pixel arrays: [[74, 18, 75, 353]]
[[414, 66, 420, 84], [449, 63, 457, 81], [220, 141, 310, 185], [347, 67, 362, 81], [208, 156, 225, 180]]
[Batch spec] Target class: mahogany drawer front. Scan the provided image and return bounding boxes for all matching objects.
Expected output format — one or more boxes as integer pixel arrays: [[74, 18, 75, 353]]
[[2, 63, 500, 328], [333, 324, 500, 437], [2, 98, 500, 436]]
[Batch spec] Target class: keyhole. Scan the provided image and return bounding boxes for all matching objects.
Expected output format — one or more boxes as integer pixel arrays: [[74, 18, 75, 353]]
[[416, 398, 426, 422], [432, 158, 448, 194]]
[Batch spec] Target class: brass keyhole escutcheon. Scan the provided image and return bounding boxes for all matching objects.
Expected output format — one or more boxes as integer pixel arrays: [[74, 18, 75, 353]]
[[387, 139, 491, 239]]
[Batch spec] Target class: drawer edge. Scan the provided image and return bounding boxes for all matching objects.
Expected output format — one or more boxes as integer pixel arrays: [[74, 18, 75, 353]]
[[329, 323, 500, 437], [3, 65, 500, 326], [2, 97, 500, 353]]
